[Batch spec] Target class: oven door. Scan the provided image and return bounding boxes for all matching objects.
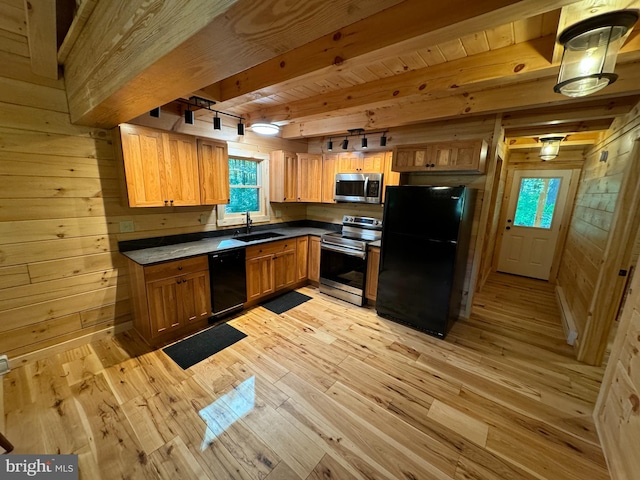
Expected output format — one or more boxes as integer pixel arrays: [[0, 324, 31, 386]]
[[319, 243, 367, 306]]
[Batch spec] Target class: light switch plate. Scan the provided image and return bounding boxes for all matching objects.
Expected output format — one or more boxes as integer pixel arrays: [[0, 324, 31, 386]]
[[0, 354, 9, 375], [120, 220, 135, 233]]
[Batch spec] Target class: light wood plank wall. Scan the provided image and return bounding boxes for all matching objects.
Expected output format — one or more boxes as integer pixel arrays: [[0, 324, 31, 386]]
[[556, 103, 640, 364], [595, 254, 640, 480], [0, 34, 307, 360]]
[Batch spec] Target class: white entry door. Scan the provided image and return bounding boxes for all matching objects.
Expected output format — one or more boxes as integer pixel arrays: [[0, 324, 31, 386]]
[[497, 169, 572, 280]]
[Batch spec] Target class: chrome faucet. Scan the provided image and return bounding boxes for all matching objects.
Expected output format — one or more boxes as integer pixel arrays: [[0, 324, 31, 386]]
[[244, 211, 252, 234]]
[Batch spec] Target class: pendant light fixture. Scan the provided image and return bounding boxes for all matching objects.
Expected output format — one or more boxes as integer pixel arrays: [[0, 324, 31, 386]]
[[554, 10, 638, 97], [539, 136, 565, 161], [250, 122, 280, 136]]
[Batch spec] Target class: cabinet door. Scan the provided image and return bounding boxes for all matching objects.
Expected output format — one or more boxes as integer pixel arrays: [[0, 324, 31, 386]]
[[119, 124, 166, 207], [322, 154, 337, 203], [147, 277, 182, 337], [382, 151, 400, 203], [297, 154, 323, 202], [296, 236, 309, 281], [246, 254, 274, 301], [337, 153, 364, 173], [392, 146, 432, 172], [163, 133, 200, 206], [269, 150, 298, 202], [366, 247, 381, 301], [273, 248, 296, 291], [179, 270, 211, 323], [362, 152, 384, 173], [198, 139, 230, 205], [308, 236, 321, 283]]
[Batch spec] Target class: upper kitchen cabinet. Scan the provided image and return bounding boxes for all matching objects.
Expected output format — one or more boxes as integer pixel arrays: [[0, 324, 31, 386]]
[[322, 154, 338, 203], [297, 153, 323, 202], [269, 150, 298, 202], [336, 152, 385, 174], [393, 139, 488, 174], [198, 139, 230, 205], [118, 124, 199, 207], [117, 124, 230, 207]]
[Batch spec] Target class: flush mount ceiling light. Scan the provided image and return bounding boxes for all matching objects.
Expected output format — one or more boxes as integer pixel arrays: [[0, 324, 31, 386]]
[[554, 10, 639, 97], [539, 136, 565, 161], [251, 122, 280, 136]]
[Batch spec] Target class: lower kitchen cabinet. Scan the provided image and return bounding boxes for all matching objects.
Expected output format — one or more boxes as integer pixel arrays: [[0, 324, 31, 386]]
[[308, 236, 321, 283], [366, 246, 381, 301], [128, 255, 211, 346], [245, 238, 301, 303]]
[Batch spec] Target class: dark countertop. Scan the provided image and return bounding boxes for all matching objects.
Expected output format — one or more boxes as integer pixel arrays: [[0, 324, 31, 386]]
[[121, 226, 334, 266]]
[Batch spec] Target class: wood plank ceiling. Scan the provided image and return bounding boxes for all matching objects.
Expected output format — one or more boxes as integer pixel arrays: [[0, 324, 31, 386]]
[[16, 0, 640, 142]]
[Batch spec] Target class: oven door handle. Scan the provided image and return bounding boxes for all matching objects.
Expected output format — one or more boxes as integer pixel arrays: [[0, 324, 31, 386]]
[[321, 243, 367, 259]]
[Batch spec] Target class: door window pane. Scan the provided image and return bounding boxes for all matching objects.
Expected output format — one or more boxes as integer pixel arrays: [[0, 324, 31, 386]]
[[513, 177, 561, 229]]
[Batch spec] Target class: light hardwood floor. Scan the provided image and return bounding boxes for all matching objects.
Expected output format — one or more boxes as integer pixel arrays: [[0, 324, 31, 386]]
[[2, 273, 610, 479]]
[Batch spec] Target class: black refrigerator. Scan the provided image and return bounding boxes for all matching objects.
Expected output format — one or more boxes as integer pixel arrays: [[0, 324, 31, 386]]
[[376, 185, 476, 338]]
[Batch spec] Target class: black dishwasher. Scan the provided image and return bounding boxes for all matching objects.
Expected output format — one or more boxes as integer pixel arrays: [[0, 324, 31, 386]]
[[208, 249, 247, 320]]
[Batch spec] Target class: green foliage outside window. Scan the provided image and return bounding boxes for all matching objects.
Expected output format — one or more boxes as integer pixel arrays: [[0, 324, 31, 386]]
[[227, 158, 260, 213], [513, 177, 560, 229]]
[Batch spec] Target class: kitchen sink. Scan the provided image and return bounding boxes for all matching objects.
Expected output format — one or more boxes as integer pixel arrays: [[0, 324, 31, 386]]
[[234, 231, 285, 242]]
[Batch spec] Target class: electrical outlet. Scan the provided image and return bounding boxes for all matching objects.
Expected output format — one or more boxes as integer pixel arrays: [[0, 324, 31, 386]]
[[119, 220, 135, 233], [276, 210, 282, 218], [199, 213, 208, 225]]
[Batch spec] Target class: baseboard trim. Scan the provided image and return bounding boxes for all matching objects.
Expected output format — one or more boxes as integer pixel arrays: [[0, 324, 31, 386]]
[[9, 321, 133, 369], [555, 285, 578, 346]]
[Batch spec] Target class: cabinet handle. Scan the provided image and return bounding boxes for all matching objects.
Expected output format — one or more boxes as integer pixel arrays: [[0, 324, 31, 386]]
[[170, 199, 174, 205], [176, 279, 182, 284], [431, 163, 435, 167], [164, 200, 169, 205], [284, 197, 286, 200], [178, 266, 183, 270]]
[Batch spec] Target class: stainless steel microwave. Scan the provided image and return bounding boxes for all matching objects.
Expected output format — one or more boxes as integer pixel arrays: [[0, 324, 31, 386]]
[[334, 173, 383, 204]]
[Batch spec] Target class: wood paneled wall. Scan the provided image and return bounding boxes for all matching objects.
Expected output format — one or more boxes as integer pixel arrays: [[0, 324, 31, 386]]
[[595, 254, 640, 480], [0, 43, 306, 361], [557, 103, 640, 365]]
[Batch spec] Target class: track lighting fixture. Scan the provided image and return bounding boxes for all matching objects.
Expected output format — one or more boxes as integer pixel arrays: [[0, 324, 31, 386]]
[[539, 136, 565, 160], [150, 96, 244, 134], [149, 107, 160, 118], [237, 120, 245, 136], [213, 113, 221, 130], [554, 10, 638, 97], [251, 122, 280, 136], [327, 129, 389, 151]]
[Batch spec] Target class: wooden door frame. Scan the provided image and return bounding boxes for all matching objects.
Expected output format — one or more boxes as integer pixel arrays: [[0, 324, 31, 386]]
[[492, 165, 581, 282], [579, 137, 640, 365]]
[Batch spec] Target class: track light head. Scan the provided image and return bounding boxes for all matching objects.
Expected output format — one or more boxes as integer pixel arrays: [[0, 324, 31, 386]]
[[185, 109, 194, 124], [213, 114, 221, 130], [341, 138, 349, 150], [380, 134, 387, 147], [149, 107, 160, 118], [237, 121, 245, 135], [361, 136, 368, 149], [327, 139, 333, 151]]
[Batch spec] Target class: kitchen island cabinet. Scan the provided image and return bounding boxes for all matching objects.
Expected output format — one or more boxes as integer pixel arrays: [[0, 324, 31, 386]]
[[128, 255, 211, 346]]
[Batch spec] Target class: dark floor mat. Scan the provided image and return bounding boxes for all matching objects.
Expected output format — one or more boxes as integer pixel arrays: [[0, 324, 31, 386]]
[[261, 291, 312, 314], [162, 323, 247, 369]]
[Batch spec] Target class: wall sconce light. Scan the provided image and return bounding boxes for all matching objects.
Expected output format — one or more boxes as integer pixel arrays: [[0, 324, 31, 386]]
[[237, 120, 245, 135], [539, 136, 565, 160], [149, 107, 160, 118], [213, 113, 221, 130], [251, 122, 280, 136], [341, 137, 349, 150], [554, 10, 638, 97], [327, 139, 333, 151]]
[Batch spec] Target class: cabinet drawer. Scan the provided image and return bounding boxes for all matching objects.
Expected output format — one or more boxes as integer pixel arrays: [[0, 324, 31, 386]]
[[144, 255, 209, 282], [246, 238, 296, 259]]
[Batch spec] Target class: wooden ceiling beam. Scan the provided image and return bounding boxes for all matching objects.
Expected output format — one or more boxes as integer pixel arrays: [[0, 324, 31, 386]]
[[504, 119, 616, 138], [206, 0, 579, 109], [63, 0, 405, 127], [246, 35, 556, 125], [280, 61, 640, 138]]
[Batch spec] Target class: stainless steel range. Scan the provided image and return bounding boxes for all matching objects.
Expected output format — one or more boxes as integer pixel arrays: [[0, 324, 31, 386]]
[[320, 215, 383, 306]]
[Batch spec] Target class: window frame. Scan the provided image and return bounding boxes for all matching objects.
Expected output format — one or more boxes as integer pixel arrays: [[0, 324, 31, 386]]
[[217, 155, 270, 227]]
